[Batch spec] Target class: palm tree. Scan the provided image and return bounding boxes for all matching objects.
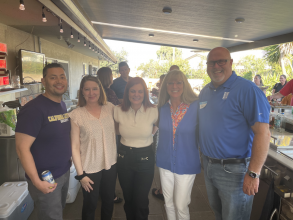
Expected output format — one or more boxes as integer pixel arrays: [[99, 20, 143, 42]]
[[264, 42, 293, 76]]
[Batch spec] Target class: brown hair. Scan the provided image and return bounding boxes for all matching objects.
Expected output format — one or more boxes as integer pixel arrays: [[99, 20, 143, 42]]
[[159, 74, 166, 83], [121, 77, 155, 111], [77, 75, 107, 107], [97, 67, 112, 88]]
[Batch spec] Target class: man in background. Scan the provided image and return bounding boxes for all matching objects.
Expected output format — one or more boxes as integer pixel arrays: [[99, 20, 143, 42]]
[[16, 63, 72, 220], [110, 62, 131, 103]]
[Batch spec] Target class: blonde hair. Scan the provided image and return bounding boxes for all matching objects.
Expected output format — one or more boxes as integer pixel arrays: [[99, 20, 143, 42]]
[[158, 70, 198, 108]]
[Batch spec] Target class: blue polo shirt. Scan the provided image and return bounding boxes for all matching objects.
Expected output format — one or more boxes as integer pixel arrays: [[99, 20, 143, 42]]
[[110, 77, 128, 99], [198, 72, 270, 159]]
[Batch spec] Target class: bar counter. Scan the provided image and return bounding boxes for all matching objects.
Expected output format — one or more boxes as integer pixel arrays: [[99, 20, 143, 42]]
[[269, 128, 293, 171]]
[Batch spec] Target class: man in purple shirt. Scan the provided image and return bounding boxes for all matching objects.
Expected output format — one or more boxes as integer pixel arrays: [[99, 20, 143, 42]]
[[16, 63, 72, 220]]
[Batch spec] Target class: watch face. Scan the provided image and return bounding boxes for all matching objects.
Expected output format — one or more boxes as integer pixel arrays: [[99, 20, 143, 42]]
[[249, 172, 256, 178]]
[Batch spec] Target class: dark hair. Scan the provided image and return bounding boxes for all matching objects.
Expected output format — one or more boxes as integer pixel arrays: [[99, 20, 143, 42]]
[[119, 62, 129, 70], [280, 74, 287, 83], [121, 77, 155, 112], [255, 74, 264, 86], [169, 65, 179, 71], [77, 75, 107, 107], [97, 67, 112, 88], [43, 63, 65, 77]]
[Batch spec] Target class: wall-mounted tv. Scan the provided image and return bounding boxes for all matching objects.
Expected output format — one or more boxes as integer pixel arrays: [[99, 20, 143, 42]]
[[18, 50, 45, 84]]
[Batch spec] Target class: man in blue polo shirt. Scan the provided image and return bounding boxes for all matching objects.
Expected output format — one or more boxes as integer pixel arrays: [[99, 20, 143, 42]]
[[198, 47, 270, 220], [110, 62, 131, 102]]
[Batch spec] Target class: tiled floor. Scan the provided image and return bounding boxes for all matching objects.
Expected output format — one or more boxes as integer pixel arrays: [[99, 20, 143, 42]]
[[28, 167, 215, 220]]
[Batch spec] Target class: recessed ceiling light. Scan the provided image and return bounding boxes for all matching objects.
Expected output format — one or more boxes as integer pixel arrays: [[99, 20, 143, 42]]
[[235, 35, 238, 37], [235, 18, 245, 23], [149, 34, 154, 37], [162, 7, 172, 14], [193, 39, 198, 42]]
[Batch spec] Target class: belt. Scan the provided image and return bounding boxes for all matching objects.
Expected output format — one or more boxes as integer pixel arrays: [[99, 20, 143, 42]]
[[120, 144, 152, 152], [207, 156, 250, 165]]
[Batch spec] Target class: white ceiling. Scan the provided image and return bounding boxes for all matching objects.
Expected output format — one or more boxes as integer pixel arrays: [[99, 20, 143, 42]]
[[75, 0, 293, 51], [0, 0, 292, 55]]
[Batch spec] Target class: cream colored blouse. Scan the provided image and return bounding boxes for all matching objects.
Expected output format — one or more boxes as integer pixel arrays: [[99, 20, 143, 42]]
[[69, 103, 117, 173], [114, 105, 158, 148]]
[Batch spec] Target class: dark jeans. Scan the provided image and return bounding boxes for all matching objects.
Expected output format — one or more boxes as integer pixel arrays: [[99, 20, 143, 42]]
[[82, 164, 117, 220], [27, 170, 70, 220], [117, 144, 155, 220]]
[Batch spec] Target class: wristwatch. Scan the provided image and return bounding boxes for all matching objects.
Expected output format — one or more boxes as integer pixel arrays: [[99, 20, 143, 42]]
[[247, 170, 260, 179], [75, 171, 86, 181]]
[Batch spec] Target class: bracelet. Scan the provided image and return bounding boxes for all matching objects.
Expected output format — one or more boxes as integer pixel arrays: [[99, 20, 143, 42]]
[[75, 171, 86, 181]]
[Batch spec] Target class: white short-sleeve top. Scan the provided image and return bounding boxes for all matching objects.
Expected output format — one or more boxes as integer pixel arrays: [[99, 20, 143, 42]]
[[114, 105, 158, 148], [69, 103, 117, 173]]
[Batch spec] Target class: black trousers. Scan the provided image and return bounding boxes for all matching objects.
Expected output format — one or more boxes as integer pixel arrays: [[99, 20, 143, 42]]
[[82, 164, 117, 220], [117, 144, 155, 220]]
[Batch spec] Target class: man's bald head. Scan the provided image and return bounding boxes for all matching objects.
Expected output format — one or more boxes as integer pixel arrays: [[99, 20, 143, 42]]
[[207, 47, 231, 60], [169, 65, 180, 71]]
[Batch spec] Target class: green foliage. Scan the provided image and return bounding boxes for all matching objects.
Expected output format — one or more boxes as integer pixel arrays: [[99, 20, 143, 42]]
[[234, 55, 269, 76], [156, 46, 182, 61], [242, 71, 252, 81], [264, 45, 280, 64], [137, 58, 195, 78], [261, 72, 281, 96], [138, 46, 201, 79], [202, 73, 211, 86], [100, 48, 128, 78], [264, 42, 293, 76]]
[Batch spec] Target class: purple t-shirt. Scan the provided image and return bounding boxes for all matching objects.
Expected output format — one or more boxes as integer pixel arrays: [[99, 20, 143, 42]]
[[16, 95, 72, 180]]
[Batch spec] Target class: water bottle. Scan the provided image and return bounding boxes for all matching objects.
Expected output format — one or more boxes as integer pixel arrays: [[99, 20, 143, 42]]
[[274, 114, 281, 129]]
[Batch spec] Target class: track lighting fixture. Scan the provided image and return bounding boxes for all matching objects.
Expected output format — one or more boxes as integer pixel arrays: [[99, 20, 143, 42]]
[[89, 42, 91, 49], [19, 0, 25, 10], [60, 19, 63, 33], [70, 27, 74, 38], [84, 37, 86, 46], [77, 33, 80, 42], [42, 6, 47, 22]]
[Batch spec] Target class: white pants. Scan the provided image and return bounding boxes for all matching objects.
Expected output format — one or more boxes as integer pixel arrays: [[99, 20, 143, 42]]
[[159, 168, 196, 220]]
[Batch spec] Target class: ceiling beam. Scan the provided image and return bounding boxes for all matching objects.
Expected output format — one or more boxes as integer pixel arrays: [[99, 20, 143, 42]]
[[228, 32, 293, 53], [103, 37, 211, 51]]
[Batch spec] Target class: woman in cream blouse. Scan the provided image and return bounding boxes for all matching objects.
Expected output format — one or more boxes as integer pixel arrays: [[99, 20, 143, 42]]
[[114, 77, 158, 220], [69, 75, 117, 220]]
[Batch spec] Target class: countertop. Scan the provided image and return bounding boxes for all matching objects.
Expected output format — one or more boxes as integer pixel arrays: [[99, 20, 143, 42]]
[[269, 128, 293, 170]]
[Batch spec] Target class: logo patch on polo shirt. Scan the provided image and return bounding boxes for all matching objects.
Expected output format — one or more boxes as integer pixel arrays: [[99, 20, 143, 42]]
[[222, 92, 229, 100], [200, 101, 207, 109]]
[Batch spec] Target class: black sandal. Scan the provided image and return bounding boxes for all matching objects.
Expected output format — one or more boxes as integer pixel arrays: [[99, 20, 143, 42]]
[[152, 188, 164, 201], [114, 196, 123, 203]]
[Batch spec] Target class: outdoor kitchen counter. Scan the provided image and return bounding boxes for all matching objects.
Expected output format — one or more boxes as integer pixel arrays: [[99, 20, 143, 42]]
[[269, 128, 293, 171]]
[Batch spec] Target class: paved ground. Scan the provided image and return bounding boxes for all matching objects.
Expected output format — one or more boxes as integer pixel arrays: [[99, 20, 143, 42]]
[[28, 167, 215, 220]]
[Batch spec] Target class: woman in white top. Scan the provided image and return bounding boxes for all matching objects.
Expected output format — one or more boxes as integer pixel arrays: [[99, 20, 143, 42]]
[[114, 77, 158, 220], [69, 75, 117, 220]]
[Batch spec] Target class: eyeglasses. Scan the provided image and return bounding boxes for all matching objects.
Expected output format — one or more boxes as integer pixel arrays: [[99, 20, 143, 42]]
[[167, 81, 183, 86], [206, 59, 228, 67]]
